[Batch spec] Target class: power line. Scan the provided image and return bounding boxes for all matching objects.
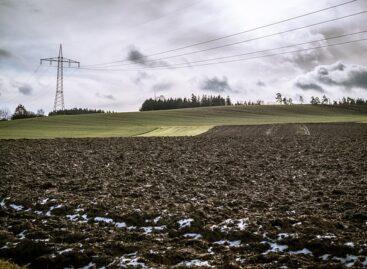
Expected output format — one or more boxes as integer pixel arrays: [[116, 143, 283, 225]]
[[73, 37, 367, 72], [83, 0, 357, 67], [96, 10, 367, 67], [88, 29, 367, 70]]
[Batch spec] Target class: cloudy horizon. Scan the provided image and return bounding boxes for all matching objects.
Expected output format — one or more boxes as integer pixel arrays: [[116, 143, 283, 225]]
[[1, 0, 367, 113]]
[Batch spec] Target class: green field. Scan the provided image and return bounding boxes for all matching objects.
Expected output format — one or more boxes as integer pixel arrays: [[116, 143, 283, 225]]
[[0, 105, 366, 139]]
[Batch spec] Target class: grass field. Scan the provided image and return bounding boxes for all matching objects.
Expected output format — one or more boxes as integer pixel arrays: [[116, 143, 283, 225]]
[[0, 105, 366, 139]]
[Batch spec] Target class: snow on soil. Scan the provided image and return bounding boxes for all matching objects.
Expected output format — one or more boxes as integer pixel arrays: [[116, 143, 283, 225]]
[[115, 222, 127, 228], [17, 230, 26, 240], [40, 198, 49, 205], [183, 233, 202, 239], [316, 233, 336, 239], [9, 204, 23, 211], [94, 217, 114, 223], [142, 226, 166, 234], [119, 252, 148, 268], [178, 218, 194, 229], [58, 248, 73, 254], [0, 199, 6, 208], [262, 242, 288, 254], [210, 218, 248, 232], [213, 240, 241, 247], [289, 248, 313, 255], [344, 242, 355, 247], [175, 259, 212, 267], [333, 255, 359, 267], [153, 216, 161, 224], [66, 214, 79, 221], [45, 204, 63, 216], [277, 233, 298, 240]]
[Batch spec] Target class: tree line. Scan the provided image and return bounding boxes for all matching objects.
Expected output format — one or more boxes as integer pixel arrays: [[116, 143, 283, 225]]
[[49, 108, 105, 116], [140, 94, 232, 111], [275, 93, 367, 105], [0, 105, 106, 121]]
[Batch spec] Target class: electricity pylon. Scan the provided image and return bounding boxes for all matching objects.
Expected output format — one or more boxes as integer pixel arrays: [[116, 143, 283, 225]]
[[40, 44, 80, 111]]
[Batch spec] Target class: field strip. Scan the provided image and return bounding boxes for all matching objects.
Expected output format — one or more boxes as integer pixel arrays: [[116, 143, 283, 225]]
[[137, 126, 213, 137]]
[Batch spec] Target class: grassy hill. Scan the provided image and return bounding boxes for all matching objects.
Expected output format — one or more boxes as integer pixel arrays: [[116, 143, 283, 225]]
[[0, 105, 366, 139]]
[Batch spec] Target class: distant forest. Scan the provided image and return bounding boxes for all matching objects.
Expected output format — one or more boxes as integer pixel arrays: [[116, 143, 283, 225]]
[[140, 94, 232, 111], [48, 108, 105, 116]]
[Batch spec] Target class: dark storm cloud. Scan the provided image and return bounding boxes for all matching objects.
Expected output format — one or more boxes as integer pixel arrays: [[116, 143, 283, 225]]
[[295, 81, 324, 92], [200, 76, 232, 93], [0, 48, 11, 59], [96, 92, 115, 100], [18, 84, 32, 95], [152, 82, 172, 92], [257, 81, 266, 87], [295, 62, 367, 92], [127, 47, 168, 67], [133, 71, 153, 85]]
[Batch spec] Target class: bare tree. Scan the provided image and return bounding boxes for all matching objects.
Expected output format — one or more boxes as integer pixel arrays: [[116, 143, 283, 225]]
[[0, 108, 10, 121], [276, 93, 282, 104]]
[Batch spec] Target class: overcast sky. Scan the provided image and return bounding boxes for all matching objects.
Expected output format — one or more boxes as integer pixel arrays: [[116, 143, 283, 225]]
[[1, 0, 367, 112]]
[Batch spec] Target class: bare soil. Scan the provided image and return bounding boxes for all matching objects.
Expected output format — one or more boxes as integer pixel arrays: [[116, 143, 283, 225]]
[[0, 123, 366, 268]]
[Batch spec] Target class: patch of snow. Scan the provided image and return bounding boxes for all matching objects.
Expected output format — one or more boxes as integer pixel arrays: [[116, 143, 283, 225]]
[[142, 226, 166, 234], [46, 204, 63, 216], [127, 226, 137, 230], [80, 214, 89, 222], [211, 218, 248, 232], [119, 252, 147, 268], [154, 225, 166, 231], [183, 233, 202, 239], [10, 204, 23, 211], [17, 230, 26, 240], [178, 218, 194, 229], [66, 214, 79, 221], [316, 233, 336, 239], [207, 247, 214, 254], [142, 227, 153, 234], [213, 240, 241, 247], [345, 242, 355, 247], [238, 218, 248, 230], [34, 210, 43, 215], [40, 198, 49, 205], [277, 233, 298, 240], [0, 199, 6, 208], [362, 257, 367, 267], [228, 240, 241, 247], [153, 216, 161, 224], [277, 233, 290, 240], [262, 242, 288, 254], [292, 222, 302, 226], [75, 208, 84, 212], [289, 248, 313, 255], [333, 255, 358, 268], [94, 217, 114, 223], [320, 254, 331, 261], [115, 222, 127, 228], [235, 257, 246, 263], [175, 259, 212, 267], [58, 248, 73, 254]]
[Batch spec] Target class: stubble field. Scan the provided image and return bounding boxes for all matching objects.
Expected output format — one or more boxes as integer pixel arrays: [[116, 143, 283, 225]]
[[0, 123, 366, 268]]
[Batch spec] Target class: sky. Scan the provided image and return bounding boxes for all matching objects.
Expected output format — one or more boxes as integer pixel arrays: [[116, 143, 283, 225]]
[[0, 0, 367, 113]]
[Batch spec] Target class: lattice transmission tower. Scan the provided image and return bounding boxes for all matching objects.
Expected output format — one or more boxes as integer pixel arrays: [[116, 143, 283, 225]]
[[40, 44, 80, 111]]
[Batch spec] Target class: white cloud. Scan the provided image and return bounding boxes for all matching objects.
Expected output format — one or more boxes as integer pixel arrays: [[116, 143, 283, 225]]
[[1, 0, 367, 112]]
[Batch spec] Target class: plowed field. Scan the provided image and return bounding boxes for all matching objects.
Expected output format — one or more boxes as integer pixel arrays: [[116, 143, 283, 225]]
[[0, 123, 366, 268]]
